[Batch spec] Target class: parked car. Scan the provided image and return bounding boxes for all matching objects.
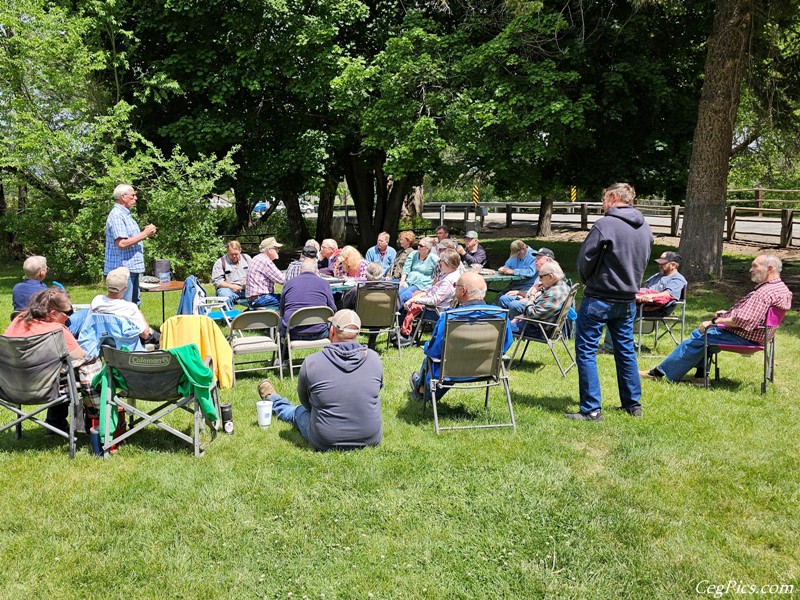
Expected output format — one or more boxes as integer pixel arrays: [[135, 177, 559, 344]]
[[252, 198, 315, 215]]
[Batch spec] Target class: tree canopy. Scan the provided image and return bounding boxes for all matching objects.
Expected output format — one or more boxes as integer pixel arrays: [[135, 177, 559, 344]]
[[2, 0, 800, 275]]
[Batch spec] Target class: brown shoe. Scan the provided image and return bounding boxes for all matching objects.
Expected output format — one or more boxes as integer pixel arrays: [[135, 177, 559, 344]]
[[258, 379, 276, 400], [639, 369, 663, 380]]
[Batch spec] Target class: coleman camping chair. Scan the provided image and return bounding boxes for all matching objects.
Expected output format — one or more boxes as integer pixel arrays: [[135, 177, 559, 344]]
[[98, 344, 219, 457]]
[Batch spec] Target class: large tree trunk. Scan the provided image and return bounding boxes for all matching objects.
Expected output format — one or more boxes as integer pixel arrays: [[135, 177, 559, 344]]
[[342, 150, 421, 252], [279, 192, 311, 247], [679, 0, 753, 281], [536, 193, 553, 237], [316, 178, 337, 242], [404, 185, 424, 218], [343, 152, 377, 253]]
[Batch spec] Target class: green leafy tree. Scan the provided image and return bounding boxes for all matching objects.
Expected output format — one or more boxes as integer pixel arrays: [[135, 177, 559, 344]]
[[679, 0, 800, 279], [1, 0, 238, 280]]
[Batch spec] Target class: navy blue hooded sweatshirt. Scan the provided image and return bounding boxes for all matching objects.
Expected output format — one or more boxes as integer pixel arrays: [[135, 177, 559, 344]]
[[577, 206, 653, 302], [297, 341, 383, 450]]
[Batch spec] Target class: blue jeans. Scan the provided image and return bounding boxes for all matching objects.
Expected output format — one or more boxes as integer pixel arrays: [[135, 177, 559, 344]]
[[124, 273, 141, 305], [216, 287, 247, 310], [657, 327, 753, 381], [67, 309, 89, 337], [497, 294, 528, 319], [399, 285, 420, 305], [575, 296, 641, 413], [248, 293, 281, 309], [269, 394, 312, 443]]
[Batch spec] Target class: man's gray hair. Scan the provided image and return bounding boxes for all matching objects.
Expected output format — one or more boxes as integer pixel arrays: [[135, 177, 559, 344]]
[[113, 184, 133, 202], [321, 238, 338, 251], [305, 239, 321, 252], [604, 182, 636, 205], [300, 260, 318, 274], [365, 262, 384, 281], [763, 254, 782, 273], [333, 327, 359, 341], [539, 261, 565, 281], [23, 255, 47, 278]]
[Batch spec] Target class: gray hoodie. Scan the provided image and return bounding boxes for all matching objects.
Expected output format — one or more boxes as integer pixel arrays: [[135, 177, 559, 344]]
[[577, 206, 653, 302], [297, 341, 383, 450]]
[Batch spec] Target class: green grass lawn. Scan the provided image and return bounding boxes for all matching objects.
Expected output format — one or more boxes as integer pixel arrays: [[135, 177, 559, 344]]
[[1, 241, 798, 599]]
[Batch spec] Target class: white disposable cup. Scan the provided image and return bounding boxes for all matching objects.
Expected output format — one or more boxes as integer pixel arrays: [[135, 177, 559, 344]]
[[256, 400, 273, 428]]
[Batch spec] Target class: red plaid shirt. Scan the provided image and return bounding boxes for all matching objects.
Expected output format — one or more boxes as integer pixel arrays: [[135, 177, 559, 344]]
[[719, 278, 792, 344], [246, 253, 285, 298]]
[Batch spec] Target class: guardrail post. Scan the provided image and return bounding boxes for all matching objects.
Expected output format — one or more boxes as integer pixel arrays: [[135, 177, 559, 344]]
[[439, 205, 445, 226], [780, 209, 794, 248], [756, 187, 763, 217], [726, 206, 736, 241], [580, 203, 588, 230], [463, 206, 470, 232], [506, 204, 512, 228], [671, 205, 680, 237]]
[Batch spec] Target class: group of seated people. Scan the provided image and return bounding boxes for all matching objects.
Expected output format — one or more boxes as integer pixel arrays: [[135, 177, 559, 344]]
[[12, 228, 789, 454], [6, 264, 163, 434]]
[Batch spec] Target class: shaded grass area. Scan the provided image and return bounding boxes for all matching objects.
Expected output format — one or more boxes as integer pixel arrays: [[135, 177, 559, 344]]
[[1, 242, 798, 598]]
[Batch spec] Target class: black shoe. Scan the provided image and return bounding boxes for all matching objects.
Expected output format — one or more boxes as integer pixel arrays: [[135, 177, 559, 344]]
[[617, 406, 642, 417], [409, 371, 422, 401], [639, 368, 664, 380], [398, 334, 415, 348], [564, 410, 603, 421]]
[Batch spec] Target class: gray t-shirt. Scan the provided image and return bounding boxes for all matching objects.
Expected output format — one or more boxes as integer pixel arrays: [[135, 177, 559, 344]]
[[211, 253, 252, 287]]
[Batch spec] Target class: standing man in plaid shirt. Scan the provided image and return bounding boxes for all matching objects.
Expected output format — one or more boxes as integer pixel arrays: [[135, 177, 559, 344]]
[[641, 254, 792, 383], [104, 184, 157, 305], [246, 237, 285, 309]]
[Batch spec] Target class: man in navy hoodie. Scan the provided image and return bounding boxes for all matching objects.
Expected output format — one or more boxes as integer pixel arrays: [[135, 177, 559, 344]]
[[259, 309, 383, 450], [568, 182, 653, 421]]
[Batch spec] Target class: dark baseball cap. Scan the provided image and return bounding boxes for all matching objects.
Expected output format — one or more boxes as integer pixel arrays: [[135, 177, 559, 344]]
[[532, 247, 555, 259], [654, 251, 681, 264]]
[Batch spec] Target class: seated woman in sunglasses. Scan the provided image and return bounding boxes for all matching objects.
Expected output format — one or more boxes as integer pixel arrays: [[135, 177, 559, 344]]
[[4, 288, 96, 433]]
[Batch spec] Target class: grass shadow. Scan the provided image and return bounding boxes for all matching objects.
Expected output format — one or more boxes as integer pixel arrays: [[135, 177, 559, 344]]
[[512, 392, 575, 413]]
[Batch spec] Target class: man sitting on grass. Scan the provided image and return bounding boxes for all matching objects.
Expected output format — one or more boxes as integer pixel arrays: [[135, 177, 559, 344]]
[[640, 254, 792, 384], [259, 309, 383, 451], [409, 272, 512, 402]]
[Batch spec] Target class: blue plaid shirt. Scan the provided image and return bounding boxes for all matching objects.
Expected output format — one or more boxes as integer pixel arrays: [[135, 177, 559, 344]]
[[104, 203, 144, 274]]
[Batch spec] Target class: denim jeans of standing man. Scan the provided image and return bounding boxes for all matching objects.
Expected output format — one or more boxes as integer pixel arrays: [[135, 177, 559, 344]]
[[575, 296, 642, 414]]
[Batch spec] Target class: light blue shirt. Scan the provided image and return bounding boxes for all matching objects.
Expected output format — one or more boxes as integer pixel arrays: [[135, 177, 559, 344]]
[[402, 250, 438, 289], [502, 248, 537, 286], [365, 244, 397, 276], [104, 203, 144, 274]]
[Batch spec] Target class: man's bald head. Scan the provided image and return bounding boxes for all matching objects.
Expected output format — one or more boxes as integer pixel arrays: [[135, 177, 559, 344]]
[[457, 271, 487, 301]]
